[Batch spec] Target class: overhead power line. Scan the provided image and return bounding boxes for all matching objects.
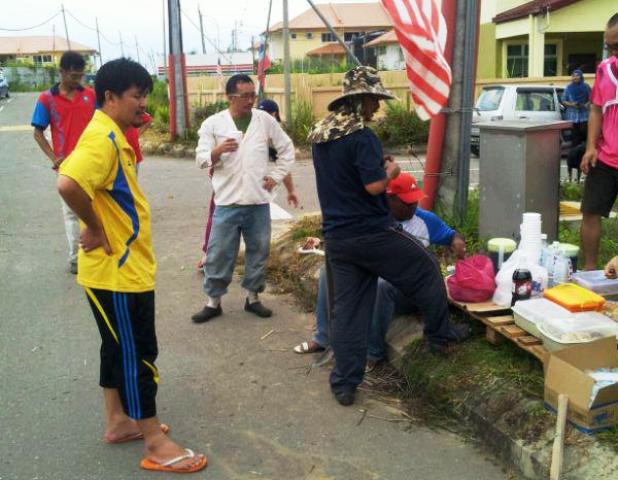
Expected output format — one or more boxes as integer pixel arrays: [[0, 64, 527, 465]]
[[0, 11, 61, 31], [180, 8, 233, 63]]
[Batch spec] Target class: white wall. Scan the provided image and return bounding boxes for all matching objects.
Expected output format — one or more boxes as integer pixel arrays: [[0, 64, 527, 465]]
[[377, 45, 404, 71]]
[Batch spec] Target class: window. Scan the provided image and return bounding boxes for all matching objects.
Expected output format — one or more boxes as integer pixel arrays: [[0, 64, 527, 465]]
[[544, 44, 557, 76], [397, 47, 404, 62], [321, 32, 336, 42], [290, 33, 297, 40], [476, 87, 505, 111], [306, 32, 313, 40], [515, 89, 555, 111], [344, 32, 360, 42], [567, 53, 596, 74], [506, 44, 528, 78], [33, 54, 52, 64]]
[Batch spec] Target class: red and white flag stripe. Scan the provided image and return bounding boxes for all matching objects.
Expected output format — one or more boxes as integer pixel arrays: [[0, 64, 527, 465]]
[[381, 0, 451, 120]]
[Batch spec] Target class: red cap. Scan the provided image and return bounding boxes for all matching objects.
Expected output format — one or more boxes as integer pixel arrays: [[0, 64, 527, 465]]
[[386, 172, 425, 204]]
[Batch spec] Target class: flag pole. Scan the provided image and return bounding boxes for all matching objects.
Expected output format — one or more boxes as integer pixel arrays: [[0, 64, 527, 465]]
[[305, 0, 361, 65]]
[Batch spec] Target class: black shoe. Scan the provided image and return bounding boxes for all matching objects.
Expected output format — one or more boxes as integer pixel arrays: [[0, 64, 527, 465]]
[[334, 391, 356, 406], [451, 323, 472, 342], [244, 299, 272, 318], [191, 305, 222, 323]]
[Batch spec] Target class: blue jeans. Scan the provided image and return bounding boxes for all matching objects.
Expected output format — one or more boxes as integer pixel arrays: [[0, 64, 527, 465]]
[[314, 268, 417, 360], [203, 204, 271, 298]]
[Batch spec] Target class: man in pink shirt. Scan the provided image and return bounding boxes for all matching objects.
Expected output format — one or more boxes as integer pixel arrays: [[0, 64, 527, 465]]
[[581, 13, 618, 270]]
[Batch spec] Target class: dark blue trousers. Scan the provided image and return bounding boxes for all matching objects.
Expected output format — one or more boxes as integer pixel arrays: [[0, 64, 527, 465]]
[[325, 225, 457, 394]]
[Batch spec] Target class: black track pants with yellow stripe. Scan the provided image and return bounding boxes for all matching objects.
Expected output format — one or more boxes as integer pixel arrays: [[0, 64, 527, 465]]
[[84, 288, 159, 419]]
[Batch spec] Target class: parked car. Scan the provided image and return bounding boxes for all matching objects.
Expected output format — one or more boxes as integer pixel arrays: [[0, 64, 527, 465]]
[[471, 84, 571, 156], [0, 71, 9, 99]]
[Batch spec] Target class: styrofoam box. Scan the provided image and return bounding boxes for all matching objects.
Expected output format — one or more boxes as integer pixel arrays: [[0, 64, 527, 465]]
[[512, 298, 573, 337]]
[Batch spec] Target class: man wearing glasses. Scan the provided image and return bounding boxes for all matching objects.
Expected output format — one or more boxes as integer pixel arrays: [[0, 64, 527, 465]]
[[32, 51, 95, 274], [193, 74, 295, 323]]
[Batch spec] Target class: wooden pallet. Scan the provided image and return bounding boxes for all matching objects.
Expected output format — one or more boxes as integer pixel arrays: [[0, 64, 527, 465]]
[[449, 298, 549, 364]]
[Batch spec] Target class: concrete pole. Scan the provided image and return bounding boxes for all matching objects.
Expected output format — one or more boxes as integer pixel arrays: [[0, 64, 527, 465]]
[[435, 0, 468, 213], [283, 0, 292, 128], [528, 14, 545, 78], [95, 17, 103, 67], [162, 0, 167, 76], [61, 4, 71, 50], [455, 0, 480, 223], [198, 6, 207, 54], [168, 0, 189, 138]]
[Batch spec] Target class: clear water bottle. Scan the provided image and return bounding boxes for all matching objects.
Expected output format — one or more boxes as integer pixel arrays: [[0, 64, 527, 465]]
[[539, 234, 548, 267], [553, 248, 572, 285], [546, 241, 561, 287]]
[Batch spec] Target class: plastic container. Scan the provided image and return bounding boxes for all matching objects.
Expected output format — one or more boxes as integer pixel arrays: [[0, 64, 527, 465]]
[[488, 238, 517, 273], [512, 298, 572, 337], [572, 270, 618, 296], [552, 249, 572, 285], [560, 243, 580, 272], [544, 283, 605, 312], [537, 313, 618, 351]]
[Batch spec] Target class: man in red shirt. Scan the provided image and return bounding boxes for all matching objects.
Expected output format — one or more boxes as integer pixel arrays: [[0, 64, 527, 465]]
[[32, 51, 96, 274]]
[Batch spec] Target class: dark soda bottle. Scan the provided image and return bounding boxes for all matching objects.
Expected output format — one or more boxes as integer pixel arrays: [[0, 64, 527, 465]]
[[511, 268, 532, 306]]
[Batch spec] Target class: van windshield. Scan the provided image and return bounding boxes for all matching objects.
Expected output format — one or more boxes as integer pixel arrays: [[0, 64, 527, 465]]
[[476, 87, 504, 111]]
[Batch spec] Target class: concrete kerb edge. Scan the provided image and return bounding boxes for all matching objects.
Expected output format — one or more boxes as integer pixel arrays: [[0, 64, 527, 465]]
[[270, 214, 618, 480]]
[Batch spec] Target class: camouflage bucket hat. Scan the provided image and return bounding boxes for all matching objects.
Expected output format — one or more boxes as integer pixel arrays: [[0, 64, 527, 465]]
[[327, 66, 396, 111]]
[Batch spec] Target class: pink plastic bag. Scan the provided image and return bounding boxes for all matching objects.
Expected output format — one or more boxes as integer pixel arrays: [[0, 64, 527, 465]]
[[447, 255, 496, 303]]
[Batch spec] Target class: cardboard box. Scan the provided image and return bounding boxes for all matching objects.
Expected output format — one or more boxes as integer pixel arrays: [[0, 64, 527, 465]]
[[544, 336, 618, 433]]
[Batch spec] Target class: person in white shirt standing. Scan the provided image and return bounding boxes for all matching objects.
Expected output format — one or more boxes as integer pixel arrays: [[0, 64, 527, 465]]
[[192, 75, 295, 323]]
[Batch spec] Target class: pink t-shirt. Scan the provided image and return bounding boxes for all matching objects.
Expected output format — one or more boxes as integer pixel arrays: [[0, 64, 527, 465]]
[[591, 56, 618, 169]]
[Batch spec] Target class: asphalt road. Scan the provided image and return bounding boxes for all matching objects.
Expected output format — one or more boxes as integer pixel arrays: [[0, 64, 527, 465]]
[[1, 93, 508, 480]]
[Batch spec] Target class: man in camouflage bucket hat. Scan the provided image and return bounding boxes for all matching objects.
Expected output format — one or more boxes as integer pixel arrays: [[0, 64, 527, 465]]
[[308, 66, 395, 144], [309, 66, 470, 407]]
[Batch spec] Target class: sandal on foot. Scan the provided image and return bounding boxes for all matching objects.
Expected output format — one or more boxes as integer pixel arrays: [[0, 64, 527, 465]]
[[293, 341, 325, 354], [140, 448, 207, 473], [105, 423, 170, 444]]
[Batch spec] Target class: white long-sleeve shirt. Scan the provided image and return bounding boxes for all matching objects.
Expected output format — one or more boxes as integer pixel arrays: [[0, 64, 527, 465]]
[[195, 108, 295, 206]]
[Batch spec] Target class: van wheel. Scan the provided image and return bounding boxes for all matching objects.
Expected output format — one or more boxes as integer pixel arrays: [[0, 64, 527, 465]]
[[471, 145, 480, 156]]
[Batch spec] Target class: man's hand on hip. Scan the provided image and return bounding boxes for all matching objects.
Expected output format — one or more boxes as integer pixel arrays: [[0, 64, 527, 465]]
[[80, 226, 112, 255]]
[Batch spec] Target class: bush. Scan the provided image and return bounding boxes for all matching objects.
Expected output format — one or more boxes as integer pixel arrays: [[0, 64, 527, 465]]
[[286, 98, 315, 146], [148, 78, 169, 114], [373, 100, 429, 147], [192, 100, 228, 127], [266, 59, 356, 74], [560, 181, 584, 201], [151, 105, 169, 133]]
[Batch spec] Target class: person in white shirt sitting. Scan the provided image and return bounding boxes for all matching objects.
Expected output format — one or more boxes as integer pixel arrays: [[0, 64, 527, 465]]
[[192, 75, 295, 323]]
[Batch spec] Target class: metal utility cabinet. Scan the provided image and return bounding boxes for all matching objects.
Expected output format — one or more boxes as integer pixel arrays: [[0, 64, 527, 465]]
[[478, 120, 571, 242]]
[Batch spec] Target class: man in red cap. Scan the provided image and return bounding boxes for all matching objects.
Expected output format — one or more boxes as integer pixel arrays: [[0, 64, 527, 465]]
[[294, 172, 467, 370]]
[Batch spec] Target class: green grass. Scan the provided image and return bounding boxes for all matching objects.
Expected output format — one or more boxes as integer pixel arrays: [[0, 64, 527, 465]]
[[559, 218, 618, 270]]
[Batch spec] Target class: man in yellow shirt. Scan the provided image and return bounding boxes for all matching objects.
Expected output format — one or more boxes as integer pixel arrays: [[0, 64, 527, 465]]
[[58, 58, 206, 474]]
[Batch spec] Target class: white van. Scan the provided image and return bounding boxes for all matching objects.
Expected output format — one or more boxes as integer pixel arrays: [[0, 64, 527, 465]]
[[471, 84, 570, 155]]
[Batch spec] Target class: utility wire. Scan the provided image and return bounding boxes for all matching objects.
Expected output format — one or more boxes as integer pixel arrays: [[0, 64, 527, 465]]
[[180, 8, 233, 63], [0, 11, 61, 31], [64, 9, 120, 46]]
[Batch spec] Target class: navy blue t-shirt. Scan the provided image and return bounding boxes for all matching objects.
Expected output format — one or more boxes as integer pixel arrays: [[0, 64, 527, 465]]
[[312, 127, 394, 238]]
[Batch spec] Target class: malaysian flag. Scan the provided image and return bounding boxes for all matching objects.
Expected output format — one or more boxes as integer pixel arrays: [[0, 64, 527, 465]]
[[256, 36, 271, 94], [380, 0, 451, 120]]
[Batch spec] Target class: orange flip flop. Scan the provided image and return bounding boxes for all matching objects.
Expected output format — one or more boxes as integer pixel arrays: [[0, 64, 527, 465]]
[[105, 423, 170, 444], [140, 448, 207, 473]]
